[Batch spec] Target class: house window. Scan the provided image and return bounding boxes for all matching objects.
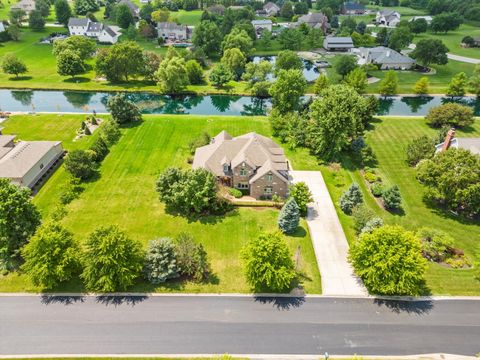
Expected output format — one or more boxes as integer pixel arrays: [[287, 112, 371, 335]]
[[39, 163, 44, 169], [240, 168, 247, 176], [264, 186, 273, 195], [223, 164, 229, 173], [266, 173, 273, 182], [237, 183, 249, 189]]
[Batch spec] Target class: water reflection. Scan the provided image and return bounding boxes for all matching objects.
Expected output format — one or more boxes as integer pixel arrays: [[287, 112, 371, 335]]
[[250, 56, 320, 82], [0, 90, 479, 116]]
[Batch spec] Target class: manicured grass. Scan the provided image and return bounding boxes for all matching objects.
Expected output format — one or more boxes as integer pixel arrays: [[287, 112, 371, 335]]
[[366, 5, 428, 16], [0, 114, 322, 294], [414, 24, 480, 59], [317, 117, 480, 295], [366, 60, 477, 94], [175, 10, 203, 26]]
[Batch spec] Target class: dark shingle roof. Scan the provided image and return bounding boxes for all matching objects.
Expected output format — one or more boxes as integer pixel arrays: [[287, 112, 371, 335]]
[[68, 17, 89, 27]]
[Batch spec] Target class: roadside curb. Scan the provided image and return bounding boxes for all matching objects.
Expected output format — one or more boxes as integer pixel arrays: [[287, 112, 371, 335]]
[[0, 353, 476, 360], [1, 292, 480, 301]]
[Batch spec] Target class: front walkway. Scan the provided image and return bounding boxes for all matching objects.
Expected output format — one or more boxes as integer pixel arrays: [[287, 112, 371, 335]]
[[290, 171, 367, 296]]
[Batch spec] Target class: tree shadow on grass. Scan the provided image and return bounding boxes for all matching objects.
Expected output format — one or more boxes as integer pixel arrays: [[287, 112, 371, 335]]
[[40, 294, 86, 306], [254, 295, 306, 310], [289, 225, 307, 238], [422, 196, 480, 225], [63, 77, 91, 84], [9, 76, 33, 81], [95, 294, 149, 307], [164, 206, 237, 225], [373, 298, 434, 315]]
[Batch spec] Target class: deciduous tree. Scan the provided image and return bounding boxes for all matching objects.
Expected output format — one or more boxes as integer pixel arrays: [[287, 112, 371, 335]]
[[56, 49, 85, 78], [64, 149, 96, 180], [54, 0, 72, 26], [289, 182, 313, 216], [106, 93, 142, 124], [209, 62, 233, 88], [156, 56, 189, 93], [410, 39, 449, 66], [221, 47, 246, 80], [378, 70, 398, 96], [425, 103, 474, 128], [269, 69, 306, 114], [1, 53, 27, 78], [413, 76, 429, 94]]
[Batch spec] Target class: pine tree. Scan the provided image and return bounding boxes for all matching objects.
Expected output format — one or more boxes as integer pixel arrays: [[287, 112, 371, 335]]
[[278, 198, 300, 234], [446, 72, 467, 97], [382, 185, 402, 210], [143, 238, 179, 284], [413, 77, 429, 95], [339, 183, 363, 214]]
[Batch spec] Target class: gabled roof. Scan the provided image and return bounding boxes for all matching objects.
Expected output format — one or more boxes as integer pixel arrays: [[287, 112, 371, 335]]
[[157, 22, 187, 31], [103, 25, 117, 37], [68, 17, 89, 27], [298, 12, 329, 25], [343, 2, 365, 10], [192, 131, 288, 177], [87, 21, 103, 33], [118, 0, 139, 15], [264, 1, 280, 11], [249, 159, 288, 184], [362, 46, 415, 65], [378, 9, 399, 17], [324, 36, 353, 45]]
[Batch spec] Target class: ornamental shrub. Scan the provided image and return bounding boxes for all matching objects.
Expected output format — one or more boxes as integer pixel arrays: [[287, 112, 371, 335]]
[[228, 187, 243, 198], [241, 232, 296, 292], [278, 198, 300, 234], [425, 103, 474, 128], [143, 237, 179, 284], [405, 135, 436, 166], [21, 222, 80, 288], [289, 182, 313, 216], [360, 217, 383, 234], [339, 183, 363, 214], [417, 227, 454, 263], [370, 183, 384, 197], [89, 136, 109, 162], [175, 233, 210, 282], [349, 225, 427, 295], [352, 204, 374, 234], [64, 149, 96, 180], [382, 185, 402, 210]]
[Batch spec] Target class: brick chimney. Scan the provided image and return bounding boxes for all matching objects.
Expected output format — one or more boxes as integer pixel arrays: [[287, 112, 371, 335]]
[[442, 128, 455, 151]]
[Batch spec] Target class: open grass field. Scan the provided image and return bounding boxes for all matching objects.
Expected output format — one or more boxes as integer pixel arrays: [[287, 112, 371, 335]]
[[414, 24, 480, 59], [0, 114, 322, 294]]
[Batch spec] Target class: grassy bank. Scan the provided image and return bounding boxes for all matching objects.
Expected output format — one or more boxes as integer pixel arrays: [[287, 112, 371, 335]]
[[0, 114, 321, 294]]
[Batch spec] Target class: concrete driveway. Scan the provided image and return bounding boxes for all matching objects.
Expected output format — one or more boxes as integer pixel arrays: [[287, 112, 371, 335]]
[[290, 171, 367, 296], [447, 53, 480, 64]]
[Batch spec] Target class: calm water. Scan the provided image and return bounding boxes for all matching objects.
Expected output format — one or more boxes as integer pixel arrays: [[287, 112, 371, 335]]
[[251, 56, 320, 82], [0, 90, 479, 116]]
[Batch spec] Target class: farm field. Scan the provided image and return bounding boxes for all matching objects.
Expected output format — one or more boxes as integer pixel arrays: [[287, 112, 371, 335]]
[[0, 114, 322, 294]]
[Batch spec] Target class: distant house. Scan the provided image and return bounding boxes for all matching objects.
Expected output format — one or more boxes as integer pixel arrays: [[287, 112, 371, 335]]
[[0, 134, 64, 189], [357, 46, 416, 70], [435, 129, 480, 155], [263, 2, 280, 17], [118, 0, 140, 18], [409, 15, 433, 24], [323, 36, 354, 51], [474, 38, 480, 47], [11, 0, 35, 14], [294, 13, 330, 34], [0, 22, 6, 33], [68, 18, 120, 44], [251, 19, 273, 37], [376, 9, 401, 27], [193, 131, 290, 200], [341, 2, 366, 15], [157, 22, 190, 41]]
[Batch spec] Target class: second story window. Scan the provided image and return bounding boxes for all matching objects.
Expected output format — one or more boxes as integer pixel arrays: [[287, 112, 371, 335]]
[[223, 164, 229, 173], [266, 173, 273, 182], [240, 168, 247, 176]]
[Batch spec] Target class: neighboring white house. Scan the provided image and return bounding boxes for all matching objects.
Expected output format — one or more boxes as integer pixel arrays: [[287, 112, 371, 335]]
[[157, 22, 190, 41], [0, 134, 64, 189], [323, 36, 354, 51], [376, 9, 401, 27], [68, 18, 120, 44], [355, 46, 416, 70], [251, 19, 272, 37], [409, 15, 433, 24]]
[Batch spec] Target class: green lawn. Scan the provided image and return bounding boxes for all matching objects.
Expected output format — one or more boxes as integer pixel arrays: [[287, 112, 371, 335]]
[[414, 24, 480, 59], [175, 10, 203, 26], [0, 114, 322, 294], [366, 5, 428, 16], [316, 117, 480, 295]]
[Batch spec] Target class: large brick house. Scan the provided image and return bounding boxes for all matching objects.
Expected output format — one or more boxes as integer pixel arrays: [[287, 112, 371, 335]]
[[192, 131, 290, 199]]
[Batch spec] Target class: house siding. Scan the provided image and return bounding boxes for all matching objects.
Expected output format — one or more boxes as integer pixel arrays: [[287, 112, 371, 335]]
[[250, 172, 288, 199]]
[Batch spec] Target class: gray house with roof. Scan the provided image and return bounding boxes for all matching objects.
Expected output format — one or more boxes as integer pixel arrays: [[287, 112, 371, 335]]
[[68, 18, 120, 44], [157, 22, 190, 41], [293, 13, 330, 34], [0, 133, 64, 189], [323, 36, 354, 51], [357, 46, 416, 70], [376, 9, 401, 27], [192, 131, 290, 199], [341, 2, 366, 15]]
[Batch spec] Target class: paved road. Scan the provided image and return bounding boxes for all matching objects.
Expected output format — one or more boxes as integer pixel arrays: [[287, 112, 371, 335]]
[[290, 171, 366, 296], [1, 296, 479, 356], [447, 53, 480, 64]]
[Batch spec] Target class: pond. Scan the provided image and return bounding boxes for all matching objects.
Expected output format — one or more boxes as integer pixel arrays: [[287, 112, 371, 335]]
[[251, 56, 321, 82], [0, 90, 479, 116]]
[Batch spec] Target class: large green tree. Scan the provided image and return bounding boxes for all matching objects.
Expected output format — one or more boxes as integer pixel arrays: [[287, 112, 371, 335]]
[[192, 21, 222, 57], [74, 0, 99, 15], [56, 49, 85, 79], [116, 3, 134, 29], [21, 222, 80, 288], [307, 85, 372, 160], [430, 12, 463, 33], [378, 70, 399, 96], [334, 55, 357, 78], [289, 182, 313, 216], [446, 72, 468, 97], [220, 47, 246, 80], [344, 67, 367, 94], [156, 56, 189, 94], [64, 149, 96, 180], [53, 35, 96, 60], [82, 225, 143, 292], [242, 60, 273, 97], [28, 10, 45, 31], [54, 0, 72, 26], [222, 28, 253, 56], [275, 50, 303, 74], [209, 63, 233, 88], [425, 103, 474, 128], [0, 179, 41, 270], [242, 232, 296, 292], [388, 26, 413, 51], [417, 148, 480, 218], [269, 69, 306, 114], [410, 39, 449, 66], [349, 225, 427, 296], [106, 93, 142, 124], [95, 42, 145, 82]]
